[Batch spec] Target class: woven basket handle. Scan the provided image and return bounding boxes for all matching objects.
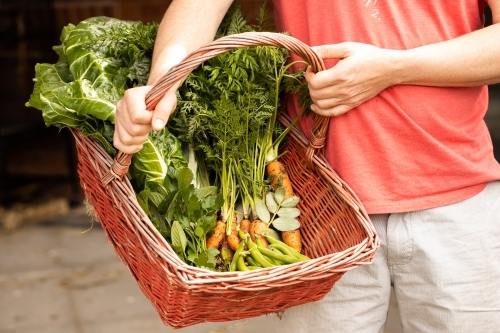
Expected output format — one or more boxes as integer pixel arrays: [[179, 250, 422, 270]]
[[102, 31, 327, 185]]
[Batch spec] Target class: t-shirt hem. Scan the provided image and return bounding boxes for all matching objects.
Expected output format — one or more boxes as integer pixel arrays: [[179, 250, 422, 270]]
[[361, 182, 489, 215]]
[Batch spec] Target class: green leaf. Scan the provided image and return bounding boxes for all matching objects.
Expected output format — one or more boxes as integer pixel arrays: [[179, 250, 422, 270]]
[[187, 194, 201, 212], [194, 186, 218, 200], [281, 195, 300, 208], [147, 191, 166, 208], [177, 167, 194, 190], [136, 192, 150, 216], [166, 191, 180, 223], [255, 198, 271, 223], [277, 207, 300, 218], [181, 184, 194, 206], [272, 217, 300, 232], [163, 175, 178, 192], [194, 226, 205, 238], [131, 129, 188, 189], [176, 214, 190, 229], [274, 187, 286, 204], [158, 190, 177, 215], [214, 194, 224, 211], [264, 228, 280, 240], [265, 192, 278, 213], [171, 220, 187, 253]]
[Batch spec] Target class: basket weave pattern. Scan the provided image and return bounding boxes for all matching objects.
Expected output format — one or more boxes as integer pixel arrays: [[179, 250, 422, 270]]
[[72, 32, 379, 329]]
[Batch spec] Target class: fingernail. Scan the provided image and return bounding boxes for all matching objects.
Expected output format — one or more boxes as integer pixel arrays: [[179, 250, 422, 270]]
[[153, 119, 164, 129]]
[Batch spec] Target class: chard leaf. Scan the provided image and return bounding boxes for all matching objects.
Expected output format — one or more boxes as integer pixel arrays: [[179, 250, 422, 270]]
[[26, 16, 159, 155], [131, 129, 188, 188], [163, 175, 178, 192], [59, 79, 116, 122]]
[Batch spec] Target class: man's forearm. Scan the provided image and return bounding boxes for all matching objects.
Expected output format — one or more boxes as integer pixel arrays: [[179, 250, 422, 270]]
[[147, 0, 233, 85], [394, 0, 500, 88], [394, 22, 500, 87]]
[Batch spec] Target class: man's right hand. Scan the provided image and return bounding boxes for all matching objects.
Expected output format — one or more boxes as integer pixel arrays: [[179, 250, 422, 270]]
[[113, 84, 178, 154]]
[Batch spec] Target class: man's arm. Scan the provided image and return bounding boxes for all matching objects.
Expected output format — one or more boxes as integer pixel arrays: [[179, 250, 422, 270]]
[[306, 0, 500, 117], [114, 0, 233, 154], [396, 0, 500, 87], [148, 0, 233, 85]]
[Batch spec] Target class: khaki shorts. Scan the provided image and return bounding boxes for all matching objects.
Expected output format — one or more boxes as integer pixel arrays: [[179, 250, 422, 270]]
[[271, 181, 500, 333]]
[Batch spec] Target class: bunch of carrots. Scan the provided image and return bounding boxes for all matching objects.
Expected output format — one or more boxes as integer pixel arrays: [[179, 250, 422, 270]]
[[168, 6, 315, 271], [206, 159, 309, 271]]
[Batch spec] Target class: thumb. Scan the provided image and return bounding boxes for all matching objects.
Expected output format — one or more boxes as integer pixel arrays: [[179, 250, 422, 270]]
[[312, 44, 350, 60], [152, 88, 177, 131]]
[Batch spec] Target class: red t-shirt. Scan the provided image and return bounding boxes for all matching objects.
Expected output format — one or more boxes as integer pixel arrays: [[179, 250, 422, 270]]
[[273, 0, 500, 214]]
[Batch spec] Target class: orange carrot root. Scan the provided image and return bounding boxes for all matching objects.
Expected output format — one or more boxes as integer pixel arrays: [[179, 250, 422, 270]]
[[266, 160, 294, 198], [249, 220, 269, 247], [240, 219, 251, 233], [282, 229, 302, 253], [206, 220, 226, 249], [226, 221, 240, 251], [267, 160, 303, 252]]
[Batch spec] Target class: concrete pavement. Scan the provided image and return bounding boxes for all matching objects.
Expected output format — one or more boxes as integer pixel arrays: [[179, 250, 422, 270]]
[[0, 205, 403, 333]]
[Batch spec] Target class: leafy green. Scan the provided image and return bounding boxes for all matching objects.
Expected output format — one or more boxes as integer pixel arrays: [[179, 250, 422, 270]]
[[26, 17, 159, 155], [141, 167, 223, 268], [130, 129, 188, 188], [255, 187, 301, 232]]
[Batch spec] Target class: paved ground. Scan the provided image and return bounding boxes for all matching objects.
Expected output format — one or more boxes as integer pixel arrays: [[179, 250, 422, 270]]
[[0, 206, 403, 333]]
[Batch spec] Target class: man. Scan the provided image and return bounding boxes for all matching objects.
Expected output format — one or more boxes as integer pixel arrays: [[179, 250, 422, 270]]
[[114, 1, 500, 332]]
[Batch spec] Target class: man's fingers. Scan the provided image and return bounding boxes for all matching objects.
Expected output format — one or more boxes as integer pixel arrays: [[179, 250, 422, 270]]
[[121, 86, 154, 125], [311, 103, 353, 117], [312, 43, 350, 60], [152, 88, 177, 131], [113, 129, 144, 155]]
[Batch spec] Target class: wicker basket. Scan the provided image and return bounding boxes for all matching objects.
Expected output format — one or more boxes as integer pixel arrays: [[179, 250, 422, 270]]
[[71, 32, 379, 329]]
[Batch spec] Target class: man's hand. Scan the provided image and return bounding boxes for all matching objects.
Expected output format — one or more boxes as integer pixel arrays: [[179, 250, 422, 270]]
[[306, 42, 400, 117], [113, 85, 178, 154]]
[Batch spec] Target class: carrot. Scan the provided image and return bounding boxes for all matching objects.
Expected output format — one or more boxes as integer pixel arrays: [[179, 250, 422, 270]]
[[206, 220, 226, 249], [266, 160, 294, 198], [281, 229, 302, 253], [240, 219, 251, 233], [249, 220, 269, 247], [267, 160, 303, 253], [226, 219, 240, 251]]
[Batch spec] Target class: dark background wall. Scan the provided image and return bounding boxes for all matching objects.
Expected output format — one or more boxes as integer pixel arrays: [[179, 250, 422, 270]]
[[0, 0, 498, 207]]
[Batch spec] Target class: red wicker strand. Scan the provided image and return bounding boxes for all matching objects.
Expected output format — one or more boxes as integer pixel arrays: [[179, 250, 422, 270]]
[[77, 32, 380, 329]]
